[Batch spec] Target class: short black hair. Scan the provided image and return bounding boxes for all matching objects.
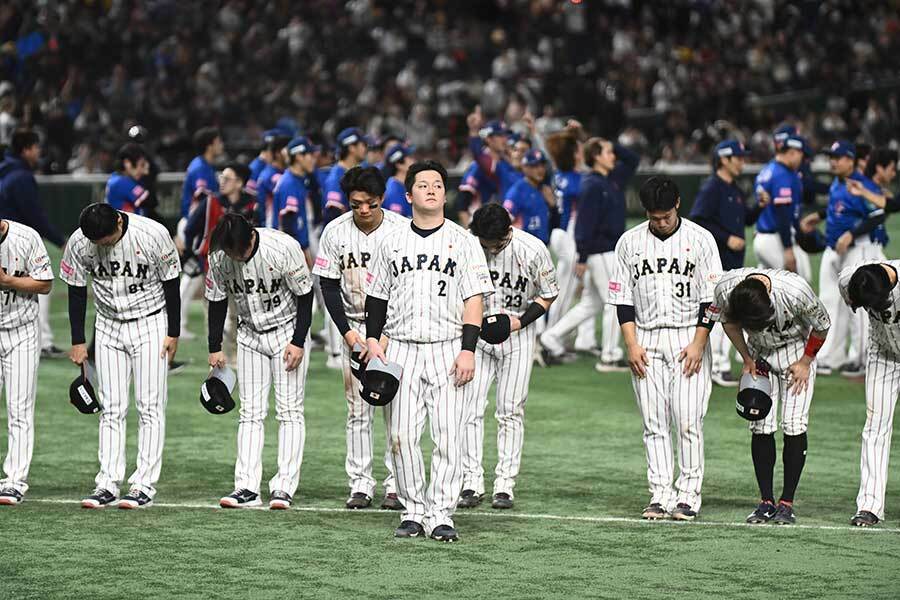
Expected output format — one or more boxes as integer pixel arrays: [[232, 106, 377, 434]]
[[224, 162, 251, 186], [117, 143, 147, 169], [404, 160, 448, 193], [210, 213, 254, 256], [864, 147, 898, 178], [11, 129, 39, 156], [848, 264, 894, 311], [193, 127, 221, 155], [856, 143, 872, 163], [639, 176, 680, 212], [267, 135, 290, 154], [340, 165, 386, 199], [79, 203, 120, 241], [469, 203, 512, 241], [725, 278, 775, 331]]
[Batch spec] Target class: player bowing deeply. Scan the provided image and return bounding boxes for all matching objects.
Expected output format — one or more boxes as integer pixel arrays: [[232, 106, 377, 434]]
[[364, 160, 494, 542], [0, 220, 54, 505], [459, 203, 558, 510], [709, 268, 830, 525], [206, 214, 314, 510], [840, 262, 900, 527], [607, 176, 722, 521], [62, 203, 181, 509], [313, 166, 408, 510]]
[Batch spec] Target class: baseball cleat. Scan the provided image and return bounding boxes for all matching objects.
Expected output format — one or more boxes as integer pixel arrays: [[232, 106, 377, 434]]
[[746, 501, 777, 524], [816, 363, 834, 376], [711, 371, 740, 387], [381, 493, 404, 511], [772, 502, 796, 525], [394, 520, 425, 538], [119, 489, 153, 509], [0, 487, 24, 505], [41, 345, 67, 359], [220, 488, 262, 508], [269, 491, 292, 510], [346, 492, 372, 509], [168, 360, 187, 375], [642, 503, 667, 520], [491, 493, 514, 510], [430, 524, 459, 543], [457, 489, 482, 509], [671, 503, 697, 521], [81, 488, 117, 509], [839, 362, 865, 379], [539, 332, 566, 357], [595, 359, 630, 373], [850, 510, 880, 527]]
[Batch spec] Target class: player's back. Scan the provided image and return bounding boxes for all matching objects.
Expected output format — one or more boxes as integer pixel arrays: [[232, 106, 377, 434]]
[[483, 228, 554, 318]]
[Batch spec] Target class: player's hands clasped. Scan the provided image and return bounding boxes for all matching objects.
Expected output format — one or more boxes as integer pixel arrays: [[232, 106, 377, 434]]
[[69, 343, 88, 366], [208, 351, 226, 369], [363, 337, 387, 364], [786, 358, 812, 394], [161, 336, 178, 362], [283, 343, 304, 372], [677, 342, 704, 377], [626, 342, 649, 379], [451, 350, 475, 387]]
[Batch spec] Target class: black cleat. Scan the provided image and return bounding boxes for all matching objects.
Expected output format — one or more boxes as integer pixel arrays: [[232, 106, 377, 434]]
[[642, 503, 667, 520], [850, 510, 880, 527], [381, 493, 404, 511], [840, 362, 865, 378], [712, 371, 740, 387], [457, 489, 482, 509], [746, 501, 777, 524], [430, 524, 459, 542], [0, 487, 23, 505], [346, 492, 372, 510], [119, 489, 153, 509], [671, 503, 697, 521], [269, 491, 292, 510], [491, 493, 513, 510], [41, 345, 67, 359], [82, 488, 117, 509], [220, 488, 261, 508], [772, 502, 796, 525], [394, 520, 425, 538], [168, 360, 187, 375]]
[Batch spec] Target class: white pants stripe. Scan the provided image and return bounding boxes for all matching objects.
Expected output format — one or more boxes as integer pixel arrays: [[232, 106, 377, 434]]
[[750, 342, 815, 436], [94, 311, 168, 498], [235, 324, 310, 496], [0, 322, 40, 494], [856, 352, 900, 519], [633, 327, 711, 512], [754, 232, 812, 282]]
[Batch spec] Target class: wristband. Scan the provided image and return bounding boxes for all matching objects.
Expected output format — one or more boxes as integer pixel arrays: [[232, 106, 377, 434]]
[[803, 334, 825, 358], [462, 324, 480, 352], [518, 302, 546, 328]]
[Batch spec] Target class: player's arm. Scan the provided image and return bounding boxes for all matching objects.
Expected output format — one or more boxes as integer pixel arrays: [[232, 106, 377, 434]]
[[689, 182, 733, 248], [609, 143, 640, 186], [452, 293, 483, 387], [205, 259, 229, 368], [511, 246, 559, 331], [320, 276, 361, 347], [284, 289, 314, 372], [0, 270, 51, 294], [363, 243, 392, 363], [772, 180, 798, 271], [847, 178, 887, 208]]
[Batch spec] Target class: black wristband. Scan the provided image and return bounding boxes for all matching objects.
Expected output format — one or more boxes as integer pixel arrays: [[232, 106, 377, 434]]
[[365, 295, 388, 341], [162, 277, 181, 337], [616, 304, 636, 325], [461, 323, 480, 352], [518, 301, 546, 328], [291, 291, 314, 347], [698, 302, 714, 329]]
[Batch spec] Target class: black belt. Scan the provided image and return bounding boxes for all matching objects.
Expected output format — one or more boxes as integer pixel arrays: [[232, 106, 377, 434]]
[[121, 307, 163, 323], [756, 229, 776, 234], [238, 318, 278, 334]]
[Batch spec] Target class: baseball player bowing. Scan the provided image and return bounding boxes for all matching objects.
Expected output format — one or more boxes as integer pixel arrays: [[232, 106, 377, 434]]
[[206, 214, 314, 510], [840, 262, 900, 527], [607, 176, 722, 521], [0, 219, 54, 506], [364, 159, 494, 542], [312, 166, 408, 510], [458, 203, 558, 510], [708, 268, 830, 525], [62, 203, 181, 509]]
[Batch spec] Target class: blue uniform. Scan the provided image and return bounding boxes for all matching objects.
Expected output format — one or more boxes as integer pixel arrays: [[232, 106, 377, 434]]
[[181, 156, 218, 218], [383, 177, 412, 218], [272, 169, 310, 249], [504, 179, 550, 244], [468, 137, 522, 200], [554, 170, 581, 231], [689, 174, 761, 270], [255, 164, 284, 228], [755, 160, 802, 248], [247, 156, 267, 197], [458, 162, 498, 214], [825, 173, 883, 249], [0, 154, 65, 247], [322, 164, 348, 225], [105, 173, 149, 215]]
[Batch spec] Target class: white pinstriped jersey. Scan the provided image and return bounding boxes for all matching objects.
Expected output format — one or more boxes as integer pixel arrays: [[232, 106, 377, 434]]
[[0, 220, 53, 329], [206, 228, 313, 331], [607, 218, 722, 329], [366, 219, 494, 342], [312, 209, 408, 322], [839, 260, 900, 361], [483, 229, 559, 318], [60, 212, 181, 320], [709, 268, 831, 354]]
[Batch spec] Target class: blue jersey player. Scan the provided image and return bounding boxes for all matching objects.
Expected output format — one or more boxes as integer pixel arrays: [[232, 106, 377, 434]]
[[106, 143, 150, 215], [383, 143, 414, 218], [323, 127, 368, 225], [273, 136, 316, 257], [255, 135, 289, 228], [181, 127, 223, 219], [502, 150, 553, 244]]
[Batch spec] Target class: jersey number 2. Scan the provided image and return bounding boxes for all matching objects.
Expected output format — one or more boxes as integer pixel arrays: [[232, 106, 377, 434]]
[[437, 280, 447, 297]]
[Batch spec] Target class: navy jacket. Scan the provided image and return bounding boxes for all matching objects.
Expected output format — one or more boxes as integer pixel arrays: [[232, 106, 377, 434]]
[[0, 154, 65, 247], [689, 174, 761, 270]]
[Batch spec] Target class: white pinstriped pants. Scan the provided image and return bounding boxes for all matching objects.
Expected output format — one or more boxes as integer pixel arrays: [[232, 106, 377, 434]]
[[633, 326, 711, 512], [0, 322, 40, 494], [749, 342, 815, 436], [856, 352, 900, 519], [462, 327, 536, 498], [387, 338, 467, 534], [754, 232, 812, 282], [235, 323, 310, 496], [342, 321, 394, 497], [94, 311, 168, 498]]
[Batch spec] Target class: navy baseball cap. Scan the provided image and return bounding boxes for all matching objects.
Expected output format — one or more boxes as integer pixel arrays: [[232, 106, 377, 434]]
[[825, 140, 856, 159], [506, 131, 522, 146], [773, 124, 797, 144], [522, 149, 548, 166], [715, 140, 748, 158], [479, 120, 509, 138], [287, 136, 314, 155], [262, 129, 283, 144], [780, 134, 806, 153], [337, 127, 366, 147], [385, 143, 414, 165]]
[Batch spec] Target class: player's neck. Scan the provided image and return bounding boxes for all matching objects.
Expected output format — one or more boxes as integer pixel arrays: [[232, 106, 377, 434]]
[[339, 158, 357, 170], [203, 151, 216, 164], [883, 264, 898, 286], [748, 273, 772, 293], [592, 163, 610, 176], [355, 209, 384, 234], [412, 211, 444, 229], [716, 168, 733, 183], [526, 176, 542, 188], [0, 220, 7, 239], [289, 164, 306, 176]]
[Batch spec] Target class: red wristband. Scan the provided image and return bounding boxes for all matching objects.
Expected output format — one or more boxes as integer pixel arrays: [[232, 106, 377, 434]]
[[803, 334, 825, 358]]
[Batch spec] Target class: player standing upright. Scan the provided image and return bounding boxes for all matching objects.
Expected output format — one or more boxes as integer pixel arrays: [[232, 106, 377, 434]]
[[502, 149, 555, 245], [364, 160, 494, 542], [105, 144, 150, 215], [607, 176, 722, 521], [255, 134, 290, 228], [382, 144, 414, 218], [322, 128, 368, 225], [62, 203, 182, 509]]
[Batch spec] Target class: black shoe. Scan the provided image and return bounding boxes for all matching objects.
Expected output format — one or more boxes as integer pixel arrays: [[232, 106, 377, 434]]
[[41, 345, 66, 359], [594, 359, 630, 373], [168, 360, 187, 375], [394, 520, 425, 538], [346, 492, 372, 509], [671, 503, 697, 521], [712, 371, 740, 387], [772, 502, 796, 525], [81, 488, 116, 509], [119, 489, 153, 509], [491, 493, 513, 509], [839, 362, 865, 378], [746, 500, 777, 524], [850, 510, 880, 527], [269, 491, 292, 510], [457, 489, 482, 509], [0, 487, 23, 505], [219, 488, 261, 508], [430, 524, 459, 542], [381, 493, 404, 511], [541, 349, 565, 366], [642, 502, 667, 520]]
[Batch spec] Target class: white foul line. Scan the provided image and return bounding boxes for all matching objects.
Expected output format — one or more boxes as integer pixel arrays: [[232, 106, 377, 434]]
[[24, 498, 900, 534]]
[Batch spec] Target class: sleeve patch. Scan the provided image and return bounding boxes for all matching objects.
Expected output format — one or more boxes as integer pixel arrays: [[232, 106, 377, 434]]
[[315, 256, 329, 268], [60, 260, 74, 276], [608, 281, 622, 292]]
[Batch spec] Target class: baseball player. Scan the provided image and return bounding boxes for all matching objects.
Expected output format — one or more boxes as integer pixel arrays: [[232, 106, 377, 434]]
[[0, 219, 53, 505], [458, 203, 558, 510], [272, 137, 314, 258], [105, 143, 150, 215], [62, 203, 182, 509], [207, 214, 314, 510], [840, 262, 900, 526], [248, 129, 287, 195], [382, 144, 414, 218], [465, 109, 521, 199], [502, 149, 554, 245], [322, 128, 368, 225], [312, 166, 408, 510], [364, 159, 494, 542], [708, 268, 830, 525], [607, 176, 722, 521], [255, 134, 289, 229]]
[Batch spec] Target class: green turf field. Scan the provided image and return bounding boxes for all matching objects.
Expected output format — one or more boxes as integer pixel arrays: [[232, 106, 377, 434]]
[[3, 226, 900, 600]]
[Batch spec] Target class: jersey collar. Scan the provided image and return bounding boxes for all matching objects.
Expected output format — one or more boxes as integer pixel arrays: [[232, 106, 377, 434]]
[[246, 230, 261, 261], [411, 220, 444, 238], [649, 217, 681, 241]]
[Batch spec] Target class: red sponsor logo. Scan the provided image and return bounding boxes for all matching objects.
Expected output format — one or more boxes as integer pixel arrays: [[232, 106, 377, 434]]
[[205, 276, 213, 289], [366, 271, 375, 284], [707, 304, 721, 314], [608, 281, 622, 292], [60, 260, 74, 276]]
